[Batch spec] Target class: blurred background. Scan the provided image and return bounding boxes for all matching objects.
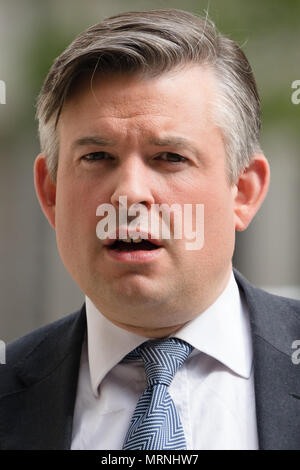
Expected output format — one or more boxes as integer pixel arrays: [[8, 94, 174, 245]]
[[0, 0, 299, 342]]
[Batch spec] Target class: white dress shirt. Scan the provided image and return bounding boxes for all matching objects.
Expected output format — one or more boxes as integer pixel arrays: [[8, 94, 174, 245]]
[[71, 271, 259, 450]]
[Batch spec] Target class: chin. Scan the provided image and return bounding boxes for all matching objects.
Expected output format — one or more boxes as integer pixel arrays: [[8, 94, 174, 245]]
[[111, 276, 168, 306]]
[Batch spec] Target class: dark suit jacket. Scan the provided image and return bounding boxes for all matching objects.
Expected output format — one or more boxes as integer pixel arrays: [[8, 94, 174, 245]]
[[1, 269, 300, 449]]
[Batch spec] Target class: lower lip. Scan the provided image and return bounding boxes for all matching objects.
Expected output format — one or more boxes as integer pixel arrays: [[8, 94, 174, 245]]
[[105, 246, 164, 264]]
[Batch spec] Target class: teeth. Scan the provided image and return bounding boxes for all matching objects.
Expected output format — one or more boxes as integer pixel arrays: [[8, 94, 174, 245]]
[[121, 237, 143, 243], [132, 237, 142, 243]]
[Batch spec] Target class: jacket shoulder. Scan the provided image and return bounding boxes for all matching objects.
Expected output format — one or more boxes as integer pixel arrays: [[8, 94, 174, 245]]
[[7, 311, 81, 364], [234, 268, 300, 314], [0, 309, 84, 396], [234, 268, 300, 354]]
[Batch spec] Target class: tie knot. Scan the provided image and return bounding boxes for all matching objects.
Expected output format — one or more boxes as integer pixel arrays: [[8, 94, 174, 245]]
[[127, 338, 193, 387]]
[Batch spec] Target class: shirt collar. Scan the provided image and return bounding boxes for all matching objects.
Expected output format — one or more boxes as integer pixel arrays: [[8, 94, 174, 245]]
[[86, 270, 252, 397], [85, 297, 148, 397], [173, 271, 253, 379]]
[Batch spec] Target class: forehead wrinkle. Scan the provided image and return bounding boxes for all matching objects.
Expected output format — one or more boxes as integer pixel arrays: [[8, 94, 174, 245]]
[[98, 92, 173, 120], [69, 126, 204, 157]]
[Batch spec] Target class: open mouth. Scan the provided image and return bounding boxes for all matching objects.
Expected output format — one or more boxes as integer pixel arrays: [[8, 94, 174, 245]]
[[108, 239, 160, 251]]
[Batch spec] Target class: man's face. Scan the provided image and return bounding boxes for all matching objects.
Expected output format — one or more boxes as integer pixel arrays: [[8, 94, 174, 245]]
[[55, 65, 238, 336]]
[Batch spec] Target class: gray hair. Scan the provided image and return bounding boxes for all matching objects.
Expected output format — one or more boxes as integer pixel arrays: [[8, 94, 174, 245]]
[[36, 9, 262, 183]]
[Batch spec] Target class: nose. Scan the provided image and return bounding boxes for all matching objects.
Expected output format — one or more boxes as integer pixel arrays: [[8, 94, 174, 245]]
[[110, 157, 155, 212]]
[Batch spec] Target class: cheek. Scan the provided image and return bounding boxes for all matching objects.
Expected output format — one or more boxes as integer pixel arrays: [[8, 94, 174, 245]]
[[197, 182, 236, 251], [171, 186, 235, 265], [55, 179, 100, 252]]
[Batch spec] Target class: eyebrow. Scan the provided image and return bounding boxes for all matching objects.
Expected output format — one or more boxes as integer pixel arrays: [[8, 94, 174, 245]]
[[71, 136, 115, 151], [148, 136, 199, 156], [71, 134, 200, 157]]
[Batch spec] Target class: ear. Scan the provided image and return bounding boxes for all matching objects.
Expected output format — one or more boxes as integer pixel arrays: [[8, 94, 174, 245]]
[[234, 154, 270, 231], [34, 154, 56, 229]]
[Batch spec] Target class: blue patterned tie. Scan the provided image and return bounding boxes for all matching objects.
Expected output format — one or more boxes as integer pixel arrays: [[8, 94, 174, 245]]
[[122, 337, 193, 450]]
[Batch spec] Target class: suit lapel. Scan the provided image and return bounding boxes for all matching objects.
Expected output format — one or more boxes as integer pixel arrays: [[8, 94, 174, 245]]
[[234, 269, 300, 450], [0, 305, 86, 450]]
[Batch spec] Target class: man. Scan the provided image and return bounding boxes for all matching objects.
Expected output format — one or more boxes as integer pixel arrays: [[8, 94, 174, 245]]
[[0, 9, 299, 450]]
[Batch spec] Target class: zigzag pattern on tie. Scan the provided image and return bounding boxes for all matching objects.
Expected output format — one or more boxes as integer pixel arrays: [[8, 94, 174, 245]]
[[140, 339, 193, 386], [122, 339, 194, 450], [122, 384, 187, 450]]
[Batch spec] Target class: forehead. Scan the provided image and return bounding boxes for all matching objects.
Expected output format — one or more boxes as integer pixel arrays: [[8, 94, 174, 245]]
[[60, 65, 217, 124]]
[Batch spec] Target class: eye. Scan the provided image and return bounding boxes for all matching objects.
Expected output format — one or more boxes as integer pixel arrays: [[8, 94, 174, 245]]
[[81, 152, 113, 162], [156, 152, 187, 163]]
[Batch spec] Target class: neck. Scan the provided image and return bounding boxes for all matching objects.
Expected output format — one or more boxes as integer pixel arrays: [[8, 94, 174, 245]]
[[106, 318, 192, 338], [90, 265, 233, 338]]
